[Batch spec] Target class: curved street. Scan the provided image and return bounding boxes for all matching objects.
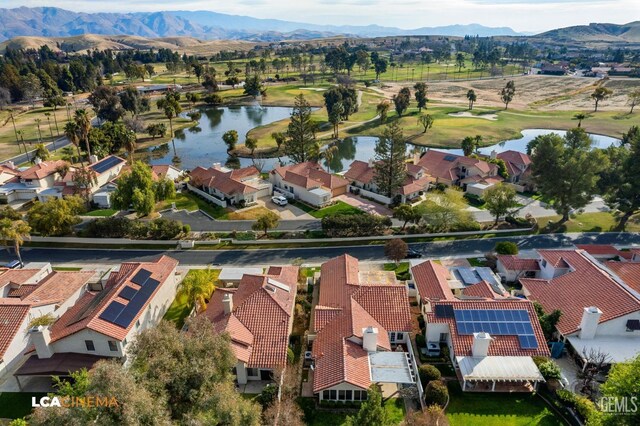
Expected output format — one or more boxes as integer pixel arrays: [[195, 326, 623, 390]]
[[5, 232, 640, 267]]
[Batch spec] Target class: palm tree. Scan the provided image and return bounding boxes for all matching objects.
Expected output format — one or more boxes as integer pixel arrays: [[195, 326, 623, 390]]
[[573, 112, 587, 128], [466, 89, 477, 110], [123, 130, 137, 164], [74, 109, 92, 160], [15, 130, 30, 162], [64, 121, 83, 165], [0, 219, 31, 267], [319, 144, 338, 172], [178, 269, 217, 314]]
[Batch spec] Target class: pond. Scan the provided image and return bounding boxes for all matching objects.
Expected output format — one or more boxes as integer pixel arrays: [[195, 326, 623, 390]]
[[142, 105, 621, 173], [142, 105, 293, 171]]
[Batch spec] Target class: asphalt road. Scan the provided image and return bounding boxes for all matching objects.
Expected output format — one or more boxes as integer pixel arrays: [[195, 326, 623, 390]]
[[4, 232, 640, 267]]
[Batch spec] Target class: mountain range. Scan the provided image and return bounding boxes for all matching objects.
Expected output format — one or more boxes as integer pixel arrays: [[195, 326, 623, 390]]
[[0, 6, 526, 42]]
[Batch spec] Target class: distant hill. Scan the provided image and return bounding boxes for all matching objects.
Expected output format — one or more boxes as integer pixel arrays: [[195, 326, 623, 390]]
[[0, 35, 259, 55], [0, 6, 524, 42], [535, 21, 640, 43]]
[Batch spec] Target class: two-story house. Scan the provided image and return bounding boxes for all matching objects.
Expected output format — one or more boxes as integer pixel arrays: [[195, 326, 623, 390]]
[[270, 162, 349, 207], [0, 160, 69, 205]]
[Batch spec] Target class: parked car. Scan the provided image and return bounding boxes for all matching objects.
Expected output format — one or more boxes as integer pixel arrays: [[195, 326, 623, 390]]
[[271, 195, 288, 206], [427, 342, 440, 356], [405, 249, 422, 259], [3, 260, 22, 269]]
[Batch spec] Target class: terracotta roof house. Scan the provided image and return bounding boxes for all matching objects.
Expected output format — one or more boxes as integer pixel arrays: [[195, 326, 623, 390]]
[[410, 261, 510, 314], [0, 159, 69, 205], [39, 155, 126, 206], [496, 255, 541, 283], [515, 250, 640, 364], [417, 150, 499, 191], [0, 163, 19, 185], [19, 256, 181, 379], [202, 265, 299, 385], [270, 162, 348, 207], [344, 159, 432, 204], [425, 299, 550, 392], [189, 164, 271, 208], [575, 244, 632, 261], [496, 150, 532, 188], [311, 255, 418, 402], [0, 265, 95, 378]]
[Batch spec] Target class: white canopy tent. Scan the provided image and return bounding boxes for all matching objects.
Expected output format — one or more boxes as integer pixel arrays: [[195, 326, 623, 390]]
[[457, 356, 545, 391]]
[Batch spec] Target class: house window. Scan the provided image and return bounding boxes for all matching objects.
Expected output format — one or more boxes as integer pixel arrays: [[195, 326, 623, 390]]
[[248, 368, 259, 377], [136, 320, 141, 328], [85, 340, 95, 351], [345, 390, 352, 400], [338, 390, 346, 400], [108, 341, 118, 352], [330, 390, 337, 400], [323, 390, 330, 400], [541, 259, 547, 268], [396, 332, 404, 341], [389, 332, 396, 342], [123, 338, 127, 347]]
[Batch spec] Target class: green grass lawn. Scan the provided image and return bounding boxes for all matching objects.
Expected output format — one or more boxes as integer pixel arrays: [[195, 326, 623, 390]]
[[308, 201, 365, 219], [83, 208, 118, 217], [383, 262, 411, 281], [297, 397, 405, 426], [0, 392, 47, 419], [536, 211, 640, 233], [467, 257, 489, 267], [158, 191, 230, 219], [446, 382, 561, 426], [163, 269, 221, 329], [52, 266, 83, 271]]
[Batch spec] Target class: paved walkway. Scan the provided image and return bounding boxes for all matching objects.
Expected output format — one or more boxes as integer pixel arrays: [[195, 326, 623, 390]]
[[336, 193, 393, 216]]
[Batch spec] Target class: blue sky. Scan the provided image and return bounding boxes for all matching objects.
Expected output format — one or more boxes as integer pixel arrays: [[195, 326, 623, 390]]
[[4, 0, 638, 32]]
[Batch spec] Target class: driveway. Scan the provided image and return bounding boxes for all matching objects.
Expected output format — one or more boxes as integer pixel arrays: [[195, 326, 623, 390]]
[[336, 193, 393, 216], [256, 199, 314, 220]]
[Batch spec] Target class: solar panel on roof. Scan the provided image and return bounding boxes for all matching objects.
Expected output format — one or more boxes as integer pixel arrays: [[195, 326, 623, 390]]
[[443, 155, 456, 162], [453, 309, 539, 350], [111, 278, 161, 328], [518, 335, 539, 349], [458, 268, 480, 284], [435, 305, 454, 318], [99, 301, 125, 322], [90, 156, 123, 174], [131, 269, 152, 286], [119, 286, 137, 301]]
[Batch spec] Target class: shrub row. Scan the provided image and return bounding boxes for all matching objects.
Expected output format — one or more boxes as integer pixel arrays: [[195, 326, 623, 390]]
[[80, 217, 183, 240], [321, 214, 392, 238], [556, 389, 602, 425]]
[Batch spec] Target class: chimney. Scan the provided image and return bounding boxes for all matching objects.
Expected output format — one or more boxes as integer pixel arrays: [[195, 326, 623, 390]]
[[471, 332, 492, 357], [88, 155, 98, 164], [6, 161, 15, 170], [29, 325, 53, 359], [368, 158, 374, 168], [212, 162, 221, 170], [223, 293, 233, 314], [579, 306, 602, 340], [34, 157, 42, 165], [413, 152, 420, 165], [490, 150, 497, 160], [362, 326, 378, 352]]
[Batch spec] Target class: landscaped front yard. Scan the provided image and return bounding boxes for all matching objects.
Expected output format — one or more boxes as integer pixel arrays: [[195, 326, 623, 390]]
[[157, 191, 230, 219], [446, 382, 561, 426], [307, 201, 365, 219], [163, 269, 221, 329], [383, 262, 411, 281], [227, 206, 273, 220]]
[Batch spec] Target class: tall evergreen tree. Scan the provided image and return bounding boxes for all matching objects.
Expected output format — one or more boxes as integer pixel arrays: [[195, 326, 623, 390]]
[[531, 128, 607, 222], [414, 82, 428, 111], [285, 94, 318, 163], [373, 122, 407, 198]]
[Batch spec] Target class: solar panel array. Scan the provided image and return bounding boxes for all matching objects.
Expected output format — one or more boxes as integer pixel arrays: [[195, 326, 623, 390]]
[[90, 156, 124, 174], [98, 268, 161, 328], [477, 268, 499, 286], [443, 155, 457, 162], [457, 268, 480, 285], [434, 304, 454, 318], [453, 309, 538, 349]]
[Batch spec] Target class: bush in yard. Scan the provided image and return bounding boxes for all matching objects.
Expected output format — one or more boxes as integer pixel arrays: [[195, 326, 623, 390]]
[[538, 360, 562, 380], [258, 384, 278, 409], [287, 347, 295, 365], [82, 217, 133, 238], [415, 334, 426, 348], [495, 241, 519, 255], [419, 365, 442, 387], [182, 224, 191, 234], [321, 214, 391, 237], [384, 238, 408, 264], [424, 380, 448, 407], [557, 389, 602, 424], [147, 218, 183, 240]]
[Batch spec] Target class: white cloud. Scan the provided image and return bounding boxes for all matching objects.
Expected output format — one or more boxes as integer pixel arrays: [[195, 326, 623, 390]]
[[2, 0, 638, 32]]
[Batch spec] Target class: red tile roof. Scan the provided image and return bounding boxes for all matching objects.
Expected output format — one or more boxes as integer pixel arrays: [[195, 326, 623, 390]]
[[190, 165, 261, 196], [0, 301, 30, 359], [0, 269, 43, 290], [497, 150, 531, 167], [22, 271, 93, 306], [49, 256, 178, 343], [411, 261, 454, 302], [202, 266, 299, 369], [417, 150, 496, 182], [19, 160, 68, 181], [497, 255, 540, 271], [274, 162, 348, 191], [344, 160, 376, 184], [604, 261, 640, 294], [312, 255, 412, 393], [575, 244, 626, 258], [461, 281, 505, 299], [426, 299, 550, 357], [521, 250, 640, 335]]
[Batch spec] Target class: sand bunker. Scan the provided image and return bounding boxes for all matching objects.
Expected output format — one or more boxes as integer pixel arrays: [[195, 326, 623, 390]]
[[448, 111, 498, 120]]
